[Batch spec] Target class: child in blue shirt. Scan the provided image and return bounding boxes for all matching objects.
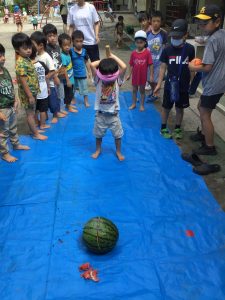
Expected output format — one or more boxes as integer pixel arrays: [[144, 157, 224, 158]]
[[147, 11, 167, 102], [70, 30, 91, 108], [58, 33, 78, 113]]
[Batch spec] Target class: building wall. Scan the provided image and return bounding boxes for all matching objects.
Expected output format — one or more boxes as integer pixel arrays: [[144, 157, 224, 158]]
[[5, 0, 14, 5], [136, 0, 148, 12]]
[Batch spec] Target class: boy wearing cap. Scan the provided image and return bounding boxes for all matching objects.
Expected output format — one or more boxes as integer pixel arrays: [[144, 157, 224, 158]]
[[189, 5, 225, 155], [154, 19, 195, 139]]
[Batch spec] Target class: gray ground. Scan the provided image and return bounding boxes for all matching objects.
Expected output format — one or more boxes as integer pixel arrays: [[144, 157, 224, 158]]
[[1, 15, 224, 208]]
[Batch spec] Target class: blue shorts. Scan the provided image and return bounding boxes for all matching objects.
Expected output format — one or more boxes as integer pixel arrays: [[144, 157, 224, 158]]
[[74, 78, 88, 96], [49, 87, 60, 114]]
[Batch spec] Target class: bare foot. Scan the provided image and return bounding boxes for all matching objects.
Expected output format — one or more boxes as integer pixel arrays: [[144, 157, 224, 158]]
[[33, 133, 48, 140], [40, 124, 51, 129], [116, 152, 125, 161], [14, 144, 30, 150], [57, 112, 66, 118], [129, 104, 136, 110], [85, 102, 90, 108], [140, 105, 145, 112], [61, 110, 68, 115], [68, 107, 78, 113], [51, 117, 58, 124], [91, 150, 101, 159], [2, 153, 18, 163], [38, 129, 45, 133]]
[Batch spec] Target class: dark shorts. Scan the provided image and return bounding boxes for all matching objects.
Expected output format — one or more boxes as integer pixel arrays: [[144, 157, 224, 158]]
[[36, 97, 49, 112], [64, 85, 74, 105], [61, 14, 67, 25], [200, 93, 224, 110], [49, 87, 60, 114], [83, 44, 100, 62], [162, 90, 190, 110]]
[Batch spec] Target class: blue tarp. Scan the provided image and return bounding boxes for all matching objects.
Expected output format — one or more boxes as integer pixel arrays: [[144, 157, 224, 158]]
[[0, 91, 225, 300]]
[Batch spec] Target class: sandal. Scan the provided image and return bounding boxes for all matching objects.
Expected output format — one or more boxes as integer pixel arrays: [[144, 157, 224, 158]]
[[181, 152, 204, 167], [193, 163, 221, 175]]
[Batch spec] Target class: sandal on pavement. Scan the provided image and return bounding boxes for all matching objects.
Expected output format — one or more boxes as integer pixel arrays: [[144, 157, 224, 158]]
[[193, 163, 221, 175], [181, 152, 204, 167]]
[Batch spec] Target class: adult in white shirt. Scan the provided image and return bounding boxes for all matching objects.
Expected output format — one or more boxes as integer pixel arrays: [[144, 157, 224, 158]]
[[68, 0, 100, 62]]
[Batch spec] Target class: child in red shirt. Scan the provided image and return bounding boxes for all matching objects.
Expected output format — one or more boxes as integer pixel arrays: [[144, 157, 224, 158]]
[[127, 30, 153, 111]]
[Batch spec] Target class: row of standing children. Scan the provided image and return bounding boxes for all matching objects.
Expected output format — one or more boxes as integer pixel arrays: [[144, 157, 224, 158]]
[[0, 23, 92, 162], [2, 5, 224, 164], [128, 4, 225, 159], [113, 10, 197, 141], [126, 11, 196, 140]]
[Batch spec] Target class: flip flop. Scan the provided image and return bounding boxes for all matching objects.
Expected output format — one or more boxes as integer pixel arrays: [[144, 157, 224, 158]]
[[193, 163, 221, 175], [181, 152, 204, 167]]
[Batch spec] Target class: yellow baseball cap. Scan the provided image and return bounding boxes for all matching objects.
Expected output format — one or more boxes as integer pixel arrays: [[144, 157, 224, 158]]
[[195, 5, 221, 20]]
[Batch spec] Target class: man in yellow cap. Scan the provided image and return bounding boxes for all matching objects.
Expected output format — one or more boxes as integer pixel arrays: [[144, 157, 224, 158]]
[[189, 4, 225, 156]]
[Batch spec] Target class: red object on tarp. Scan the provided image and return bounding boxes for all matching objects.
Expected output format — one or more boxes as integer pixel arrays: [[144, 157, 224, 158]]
[[81, 269, 100, 282], [186, 230, 195, 237], [79, 262, 91, 271]]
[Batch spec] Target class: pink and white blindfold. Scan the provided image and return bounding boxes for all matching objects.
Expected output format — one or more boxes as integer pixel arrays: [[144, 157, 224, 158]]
[[96, 69, 120, 82]]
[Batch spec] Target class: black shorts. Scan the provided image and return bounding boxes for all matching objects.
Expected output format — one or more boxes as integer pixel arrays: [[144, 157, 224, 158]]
[[162, 90, 189, 110], [64, 85, 74, 105], [200, 93, 223, 110], [36, 97, 48, 112], [83, 44, 100, 62], [61, 14, 67, 25]]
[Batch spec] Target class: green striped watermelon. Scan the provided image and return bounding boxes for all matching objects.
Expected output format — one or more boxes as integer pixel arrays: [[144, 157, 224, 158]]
[[82, 217, 119, 254]]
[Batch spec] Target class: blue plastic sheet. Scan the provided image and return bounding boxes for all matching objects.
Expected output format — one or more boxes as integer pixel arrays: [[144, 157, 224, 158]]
[[1, 91, 225, 300]]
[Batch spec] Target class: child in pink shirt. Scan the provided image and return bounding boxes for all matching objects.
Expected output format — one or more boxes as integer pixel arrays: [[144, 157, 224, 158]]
[[127, 30, 153, 111]]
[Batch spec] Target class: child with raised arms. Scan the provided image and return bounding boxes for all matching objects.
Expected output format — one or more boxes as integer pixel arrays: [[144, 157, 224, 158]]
[[90, 47, 127, 161]]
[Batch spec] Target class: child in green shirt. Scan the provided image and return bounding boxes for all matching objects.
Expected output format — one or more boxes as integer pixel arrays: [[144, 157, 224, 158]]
[[0, 43, 30, 163], [12, 33, 47, 141]]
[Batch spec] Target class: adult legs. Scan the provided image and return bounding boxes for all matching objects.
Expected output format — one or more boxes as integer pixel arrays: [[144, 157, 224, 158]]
[[199, 106, 214, 146]]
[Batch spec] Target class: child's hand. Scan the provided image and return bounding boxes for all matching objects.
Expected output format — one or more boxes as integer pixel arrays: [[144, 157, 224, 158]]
[[88, 72, 92, 80], [67, 81, 72, 88], [149, 75, 154, 84], [54, 76, 60, 86], [153, 84, 161, 96], [126, 75, 131, 81], [28, 95, 35, 105], [0, 111, 7, 122], [14, 99, 19, 112]]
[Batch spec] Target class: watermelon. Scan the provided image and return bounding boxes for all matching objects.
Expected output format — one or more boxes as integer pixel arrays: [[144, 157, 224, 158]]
[[82, 217, 119, 254]]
